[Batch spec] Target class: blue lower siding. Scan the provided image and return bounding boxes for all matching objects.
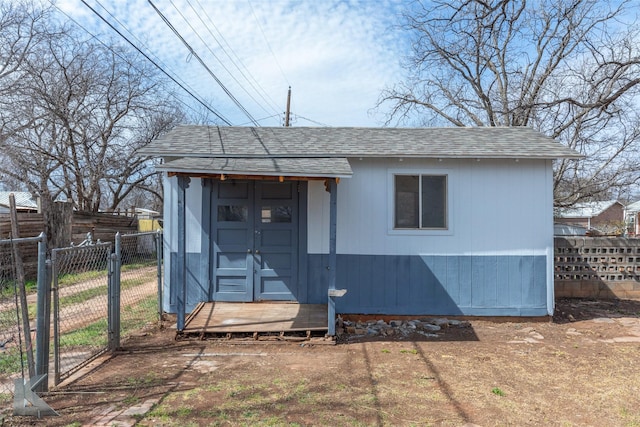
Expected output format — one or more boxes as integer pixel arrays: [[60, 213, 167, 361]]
[[308, 254, 548, 316], [168, 252, 209, 312], [166, 252, 549, 316]]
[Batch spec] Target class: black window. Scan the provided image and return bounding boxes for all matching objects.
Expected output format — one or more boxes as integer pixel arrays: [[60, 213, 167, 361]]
[[394, 174, 447, 229]]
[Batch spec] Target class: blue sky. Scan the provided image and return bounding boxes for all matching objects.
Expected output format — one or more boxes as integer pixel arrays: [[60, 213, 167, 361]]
[[54, 0, 408, 127]]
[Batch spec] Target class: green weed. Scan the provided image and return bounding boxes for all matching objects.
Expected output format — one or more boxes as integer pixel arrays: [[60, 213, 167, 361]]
[[491, 387, 506, 396]]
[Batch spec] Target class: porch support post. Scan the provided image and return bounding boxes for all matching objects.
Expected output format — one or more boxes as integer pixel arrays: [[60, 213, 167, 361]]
[[176, 175, 190, 331], [327, 179, 337, 335]]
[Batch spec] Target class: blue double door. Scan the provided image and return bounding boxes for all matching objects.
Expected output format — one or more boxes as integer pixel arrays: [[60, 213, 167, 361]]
[[210, 180, 300, 302]]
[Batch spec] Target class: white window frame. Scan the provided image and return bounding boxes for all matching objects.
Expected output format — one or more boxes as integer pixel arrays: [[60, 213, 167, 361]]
[[387, 168, 454, 236]]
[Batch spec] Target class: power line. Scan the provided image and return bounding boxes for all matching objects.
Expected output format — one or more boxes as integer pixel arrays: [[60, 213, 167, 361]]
[[77, 0, 233, 125], [168, 0, 275, 119], [51, 0, 211, 122], [90, 0, 216, 120], [190, 0, 282, 116], [148, 0, 260, 127], [248, 0, 290, 88], [237, 114, 282, 126], [294, 115, 331, 127]]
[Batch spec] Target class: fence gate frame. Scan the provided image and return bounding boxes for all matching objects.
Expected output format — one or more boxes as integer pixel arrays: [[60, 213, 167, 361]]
[[51, 241, 113, 385]]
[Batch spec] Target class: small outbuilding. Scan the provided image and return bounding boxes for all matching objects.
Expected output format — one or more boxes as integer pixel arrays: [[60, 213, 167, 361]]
[[0, 192, 39, 214], [139, 126, 581, 332]]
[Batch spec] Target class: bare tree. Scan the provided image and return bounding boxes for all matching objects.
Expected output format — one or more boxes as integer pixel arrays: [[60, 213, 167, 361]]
[[0, 1, 184, 246], [379, 0, 640, 206], [0, 1, 56, 140]]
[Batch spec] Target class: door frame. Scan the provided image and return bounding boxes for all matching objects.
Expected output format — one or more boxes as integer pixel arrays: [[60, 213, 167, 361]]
[[205, 179, 308, 303]]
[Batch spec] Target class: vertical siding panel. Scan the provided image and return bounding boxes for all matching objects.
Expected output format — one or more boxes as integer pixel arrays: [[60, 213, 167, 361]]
[[507, 257, 523, 308], [164, 175, 177, 313], [307, 181, 329, 254], [344, 255, 359, 312], [471, 257, 485, 307], [420, 255, 434, 304], [520, 256, 535, 307], [496, 257, 511, 307], [306, 254, 327, 304], [384, 255, 398, 311], [410, 256, 429, 312], [533, 256, 547, 307], [370, 256, 386, 311], [458, 256, 472, 307], [430, 256, 447, 308], [445, 256, 460, 305], [359, 255, 374, 309], [486, 256, 498, 308], [336, 255, 351, 311], [396, 256, 412, 310]]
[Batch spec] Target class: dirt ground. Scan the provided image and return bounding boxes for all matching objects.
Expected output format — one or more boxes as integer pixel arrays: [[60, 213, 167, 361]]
[[4, 298, 640, 427]]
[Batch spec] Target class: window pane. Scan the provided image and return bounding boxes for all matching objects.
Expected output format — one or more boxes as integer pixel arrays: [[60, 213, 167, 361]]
[[395, 175, 419, 228], [218, 205, 248, 222], [261, 206, 292, 223], [421, 175, 447, 228]]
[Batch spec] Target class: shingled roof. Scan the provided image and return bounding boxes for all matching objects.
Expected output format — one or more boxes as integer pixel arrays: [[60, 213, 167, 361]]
[[139, 126, 582, 160]]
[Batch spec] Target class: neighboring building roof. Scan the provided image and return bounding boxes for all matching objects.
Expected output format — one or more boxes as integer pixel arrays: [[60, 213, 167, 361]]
[[135, 208, 160, 215], [0, 192, 38, 210], [555, 200, 623, 219], [625, 200, 640, 213], [139, 126, 583, 160], [554, 223, 588, 236]]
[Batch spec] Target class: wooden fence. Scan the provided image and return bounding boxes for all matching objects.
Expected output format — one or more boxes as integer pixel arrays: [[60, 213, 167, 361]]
[[0, 211, 138, 280]]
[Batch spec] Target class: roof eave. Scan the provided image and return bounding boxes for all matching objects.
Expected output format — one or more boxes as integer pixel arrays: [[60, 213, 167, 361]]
[[146, 153, 584, 160], [155, 166, 352, 179]]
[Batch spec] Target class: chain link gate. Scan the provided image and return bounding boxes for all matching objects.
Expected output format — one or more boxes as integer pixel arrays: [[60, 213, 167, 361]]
[[51, 231, 163, 385], [115, 232, 163, 348], [51, 242, 112, 385]]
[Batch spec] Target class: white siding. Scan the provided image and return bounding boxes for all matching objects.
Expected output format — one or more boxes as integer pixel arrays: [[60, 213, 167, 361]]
[[163, 174, 177, 311], [308, 158, 554, 257], [163, 176, 203, 255], [307, 181, 331, 253], [185, 179, 203, 253]]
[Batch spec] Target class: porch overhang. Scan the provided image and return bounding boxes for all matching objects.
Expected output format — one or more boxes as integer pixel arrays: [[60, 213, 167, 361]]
[[157, 156, 352, 180]]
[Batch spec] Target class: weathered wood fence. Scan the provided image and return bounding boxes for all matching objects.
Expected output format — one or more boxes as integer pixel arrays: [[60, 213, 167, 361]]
[[0, 210, 138, 279]]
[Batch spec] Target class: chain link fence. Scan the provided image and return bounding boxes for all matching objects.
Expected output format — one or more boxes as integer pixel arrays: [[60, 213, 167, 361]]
[[117, 232, 162, 347], [0, 235, 44, 412], [0, 230, 163, 412]]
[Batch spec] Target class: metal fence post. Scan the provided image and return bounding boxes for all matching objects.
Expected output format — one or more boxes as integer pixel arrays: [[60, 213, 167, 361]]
[[107, 251, 114, 351], [34, 233, 50, 392], [51, 249, 60, 385], [155, 230, 163, 322], [111, 232, 122, 350]]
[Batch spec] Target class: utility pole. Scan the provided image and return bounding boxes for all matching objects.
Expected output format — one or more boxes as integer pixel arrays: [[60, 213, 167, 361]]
[[284, 86, 291, 127]]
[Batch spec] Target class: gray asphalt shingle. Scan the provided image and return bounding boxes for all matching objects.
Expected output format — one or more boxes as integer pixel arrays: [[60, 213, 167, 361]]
[[157, 157, 353, 177], [139, 125, 583, 159]]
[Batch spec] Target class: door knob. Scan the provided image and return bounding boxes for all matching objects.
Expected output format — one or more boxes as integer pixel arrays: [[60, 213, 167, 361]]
[[247, 249, 251, 253], [255, 250, 260, 254]]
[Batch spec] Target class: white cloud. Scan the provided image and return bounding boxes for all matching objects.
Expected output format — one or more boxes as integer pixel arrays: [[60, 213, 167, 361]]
[[55, 0, 406, 127]]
